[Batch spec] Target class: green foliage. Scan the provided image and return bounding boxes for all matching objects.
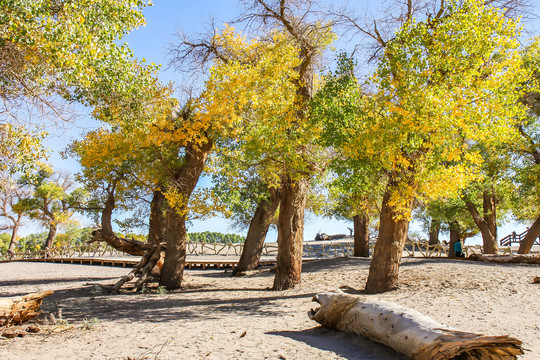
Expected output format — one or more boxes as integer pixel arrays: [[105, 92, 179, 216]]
[[417, 197, 478, 239], [16, 231, 47, 252], [18, 165, 86, 232], [187, 231, 244, 244], [54, 226, 92, 247], [311, 53, 385, 220], [1, 0, 153, 175], [319, 1, 529, 221], [0, 233, 10, 252]]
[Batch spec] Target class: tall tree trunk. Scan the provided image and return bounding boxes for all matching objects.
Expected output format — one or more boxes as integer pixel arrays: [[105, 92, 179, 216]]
[[233, 187, 281, 275], [160, 140, 212, 290], [44, 222, 57, 255], [483, 191, 498, 253], [364, 179, 414, 294], [353, 213, 370, 257], [147, 188, 166, 246], [7, 217, 21, 255], [101, 183, 116, 237], [272, 177, 308, 291], [428, 219, 441, 245], [448, 221, 460, 258], [518, 215, 540, 254], [464, 192, 498, 254]]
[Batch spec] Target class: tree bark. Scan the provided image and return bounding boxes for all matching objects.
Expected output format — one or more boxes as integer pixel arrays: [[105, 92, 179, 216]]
[[272, 177, 308, 291], [160, 140, 213, 290], [518, 215, 540, 254], [464, 193, 498, 254], [483, 191, 498, 253], [7, 217, 21, 255], [428, 219, 440, 245], [43, 222, 57, 255], [309, 292, 524, 359], [147, 188, 166, 246], [0, 291, 54, 327], [233, 187, 281, 275], [364, 179, 413, 294], [353, 213, 370, 257], [449, 220, 460, 258]]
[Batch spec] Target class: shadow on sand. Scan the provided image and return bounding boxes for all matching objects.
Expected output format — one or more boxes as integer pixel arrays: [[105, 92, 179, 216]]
[[267, 327, 408, 360]]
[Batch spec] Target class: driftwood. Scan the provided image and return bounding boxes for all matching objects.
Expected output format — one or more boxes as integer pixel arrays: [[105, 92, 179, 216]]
[[533, 276, 540, 283], [0, 291, 54, 327], [469, 253, 540, 264], [308, 292, 523, 360], [315, 233, 348, 241]]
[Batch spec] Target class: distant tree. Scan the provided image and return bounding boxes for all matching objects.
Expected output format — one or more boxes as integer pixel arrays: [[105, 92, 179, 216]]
[[187, 232, 244, 244], [18, 166, 86, 255], [0, 176, 31, 254]]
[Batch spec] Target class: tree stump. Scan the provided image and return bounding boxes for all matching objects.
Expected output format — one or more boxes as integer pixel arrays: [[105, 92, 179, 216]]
[[309, 292, 523, 359], [0, 291, 54, 327]]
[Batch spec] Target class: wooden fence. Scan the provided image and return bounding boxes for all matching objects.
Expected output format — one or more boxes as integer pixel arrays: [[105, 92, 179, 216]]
[[1, 240, 504, 262]]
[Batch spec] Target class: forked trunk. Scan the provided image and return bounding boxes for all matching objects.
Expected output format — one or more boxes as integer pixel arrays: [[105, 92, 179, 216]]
[[449, 220, 460, 258], [364, 181, 413, 294], [353, 213, 370, 257], [147, 188, 166, 246], [428, 219, 440, 245], [160, 140, 212, 290], [518, 215, 540, 254], [234, 187, 281, 275], [464, 192, 498, 254], [44, 222, 57, 255], [272, 177, 308, 291]]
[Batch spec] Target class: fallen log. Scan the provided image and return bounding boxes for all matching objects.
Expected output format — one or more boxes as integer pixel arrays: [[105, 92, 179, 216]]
[[0, 291, 54, 327], [308, 292, 523, 360], [469, 253, 540, 264]]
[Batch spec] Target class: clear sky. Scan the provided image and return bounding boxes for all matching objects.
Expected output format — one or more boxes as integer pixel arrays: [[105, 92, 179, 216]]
[[41, 0, 540, 243]]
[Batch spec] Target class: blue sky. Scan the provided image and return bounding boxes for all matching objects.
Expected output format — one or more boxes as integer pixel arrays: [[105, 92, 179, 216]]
[[42, 0, 539, 242]]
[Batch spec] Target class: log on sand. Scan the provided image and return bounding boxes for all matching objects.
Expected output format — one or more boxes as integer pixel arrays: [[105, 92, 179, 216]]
[[308, 292, 523, 360], [469, 253, 540, 264], [0, 291, 54, 327]]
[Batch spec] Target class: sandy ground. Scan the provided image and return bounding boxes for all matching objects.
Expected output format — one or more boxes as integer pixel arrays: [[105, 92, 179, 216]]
[[0, 257, 538, 360]]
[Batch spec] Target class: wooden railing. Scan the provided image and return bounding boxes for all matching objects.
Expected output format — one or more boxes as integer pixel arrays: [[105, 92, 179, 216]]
[[500, 229, 540, 247], [1, 240, 492, 262]]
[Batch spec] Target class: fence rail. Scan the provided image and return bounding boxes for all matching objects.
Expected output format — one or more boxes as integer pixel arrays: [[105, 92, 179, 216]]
[[1, 240, 505, 263], [500, 229, 540, 247]]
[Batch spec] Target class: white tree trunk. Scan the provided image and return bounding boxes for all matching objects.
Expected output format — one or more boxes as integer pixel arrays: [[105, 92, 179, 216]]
[[308, 292, 523, 359], [470, 254, 540, 264]]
